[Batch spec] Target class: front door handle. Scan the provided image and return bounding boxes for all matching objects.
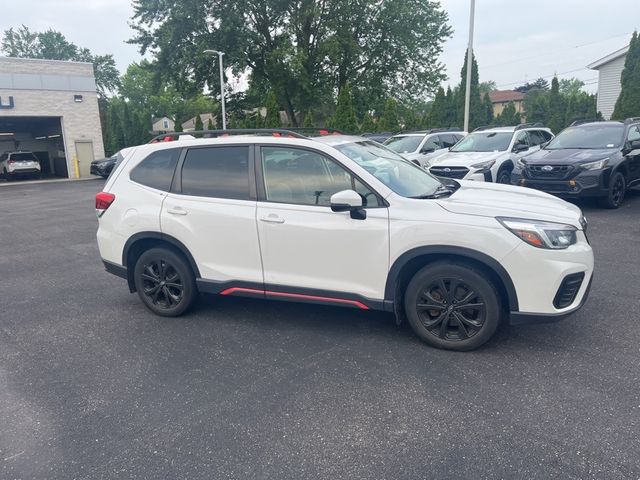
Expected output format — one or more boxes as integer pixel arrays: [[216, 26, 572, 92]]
[[260, 214, 285, 224], [167, 207, 188, 216]]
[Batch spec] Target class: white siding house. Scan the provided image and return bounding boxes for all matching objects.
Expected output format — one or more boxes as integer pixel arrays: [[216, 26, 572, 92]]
[[588, 46, 629, 120]]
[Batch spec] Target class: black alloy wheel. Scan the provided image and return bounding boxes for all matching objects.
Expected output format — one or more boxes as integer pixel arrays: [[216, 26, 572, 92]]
[[404, 262, 501, 351], [496, 167, 512, 184], [602, 171, 626, 209], [134, 247, 197, 316]]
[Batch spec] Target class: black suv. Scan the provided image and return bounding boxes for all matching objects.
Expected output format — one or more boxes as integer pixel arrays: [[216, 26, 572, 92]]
[[511, 119, 640, 208]]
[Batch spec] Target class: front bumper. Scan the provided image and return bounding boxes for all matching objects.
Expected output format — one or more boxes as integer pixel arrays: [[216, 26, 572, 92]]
[[511, 168, 608, 198], [429, 166, 491, 182]]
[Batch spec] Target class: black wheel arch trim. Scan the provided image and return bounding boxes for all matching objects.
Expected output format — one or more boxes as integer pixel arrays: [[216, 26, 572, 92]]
[[384, 245, 519, 312], [122, 232, 202, 285]]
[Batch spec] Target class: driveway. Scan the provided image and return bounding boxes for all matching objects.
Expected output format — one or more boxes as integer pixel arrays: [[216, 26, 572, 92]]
[[1, 180, 639, 479]]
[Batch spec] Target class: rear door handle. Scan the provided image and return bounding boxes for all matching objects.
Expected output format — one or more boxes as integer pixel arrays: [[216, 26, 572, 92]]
[[260, 214, 285, 224], [167, 207, 188, 216]]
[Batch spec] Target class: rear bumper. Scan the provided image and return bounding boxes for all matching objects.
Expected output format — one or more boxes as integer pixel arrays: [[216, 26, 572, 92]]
[[7, 168, 40, 175]]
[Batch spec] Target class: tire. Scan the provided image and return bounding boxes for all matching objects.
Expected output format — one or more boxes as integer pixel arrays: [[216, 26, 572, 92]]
[[404, 261, 501, 351], [600, 171, 626, 209], [133, 247, 197, 317], [496, 166, 512, 184]]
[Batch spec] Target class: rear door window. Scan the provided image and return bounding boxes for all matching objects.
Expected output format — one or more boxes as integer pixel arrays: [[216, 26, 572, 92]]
[[130, 148, 181, 191], [180, 146, 251, 200]]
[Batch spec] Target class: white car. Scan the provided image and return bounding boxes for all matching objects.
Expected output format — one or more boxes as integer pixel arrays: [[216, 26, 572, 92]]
[[96, 131, 593, 351], [1, 151, 41, 180], [428, 124, 554, 184], [384, 129, 466, 168]]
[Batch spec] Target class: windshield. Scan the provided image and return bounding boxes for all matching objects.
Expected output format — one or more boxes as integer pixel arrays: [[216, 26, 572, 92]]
[[10, 153, 38, 161], [545, 124, 624, 150], [334, 140, 443, 197], [384, 136, 423, 154], [451, 132, 512, 152]]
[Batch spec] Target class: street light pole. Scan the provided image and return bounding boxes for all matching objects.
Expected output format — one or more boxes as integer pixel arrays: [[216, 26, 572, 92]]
[[463, 0, 476, 133], [204, 49, 226, 130]]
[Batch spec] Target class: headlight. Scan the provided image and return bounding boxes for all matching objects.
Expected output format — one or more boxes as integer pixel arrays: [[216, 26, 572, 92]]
[[516, 158, 527, 168], [470, 159, 496, 171], [497, 217, 578, 249], [581, 158, 609, 170]]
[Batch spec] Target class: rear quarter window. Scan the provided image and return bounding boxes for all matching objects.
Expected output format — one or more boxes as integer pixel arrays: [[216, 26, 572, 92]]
[[130, 148, 181, 191]]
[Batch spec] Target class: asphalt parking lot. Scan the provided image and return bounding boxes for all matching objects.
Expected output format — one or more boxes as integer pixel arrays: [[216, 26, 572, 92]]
[[1, 179, 639, 480]]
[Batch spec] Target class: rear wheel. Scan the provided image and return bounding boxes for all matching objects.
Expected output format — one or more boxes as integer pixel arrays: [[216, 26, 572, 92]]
[[133, 247, 197, 317], [600, 171, 625, 209], [404, 262, 501, 351]]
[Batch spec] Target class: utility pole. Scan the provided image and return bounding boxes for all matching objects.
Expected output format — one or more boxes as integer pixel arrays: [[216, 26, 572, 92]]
[[204, 50, 226, 130], [464, 0, 476, 132]]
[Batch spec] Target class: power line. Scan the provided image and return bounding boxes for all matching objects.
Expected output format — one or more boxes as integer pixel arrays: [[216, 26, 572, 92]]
[[497, 68, 597, 89], [483, 31, 632, 69]]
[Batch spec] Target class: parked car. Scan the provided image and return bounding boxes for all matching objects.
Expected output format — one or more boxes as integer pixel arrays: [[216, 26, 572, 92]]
[[511, 119, 640, 208], [361, 132, 395, 143], [0, 151, 41, 180], [384, 129, 466, 167], [96, 130, 592, 351], [90, 154, 118, 178], [427, 124, 554, 183]]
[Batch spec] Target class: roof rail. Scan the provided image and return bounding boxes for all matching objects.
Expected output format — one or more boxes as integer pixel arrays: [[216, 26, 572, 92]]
[[472, 125, 492, 132], [398, 127, 463, 134], [514, 122, 544, 131], [148, 128, 312, 143], [285, 127, 344, 136], [569, 118, 602, 127], [624, 117, 640, 124]]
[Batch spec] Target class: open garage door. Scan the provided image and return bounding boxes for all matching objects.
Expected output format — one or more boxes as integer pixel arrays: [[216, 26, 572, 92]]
[[0, 116, 68, 179]]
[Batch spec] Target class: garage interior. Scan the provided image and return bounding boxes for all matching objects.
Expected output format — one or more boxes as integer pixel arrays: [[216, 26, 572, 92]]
[[0, 116, 68, 178]]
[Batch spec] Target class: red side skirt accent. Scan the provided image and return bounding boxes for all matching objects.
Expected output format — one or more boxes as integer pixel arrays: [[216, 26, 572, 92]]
[[219, 287, 369, 310]]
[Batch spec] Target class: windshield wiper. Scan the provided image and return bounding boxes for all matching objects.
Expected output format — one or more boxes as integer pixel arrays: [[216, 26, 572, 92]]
[[410, 185, 454, 199]]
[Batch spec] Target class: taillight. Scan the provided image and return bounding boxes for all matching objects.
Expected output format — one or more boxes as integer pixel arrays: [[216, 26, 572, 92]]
[[95, 192, 115, 217]]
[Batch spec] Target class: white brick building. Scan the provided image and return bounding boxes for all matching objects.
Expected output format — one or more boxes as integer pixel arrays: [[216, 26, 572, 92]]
[[0, 57, 105, 179]]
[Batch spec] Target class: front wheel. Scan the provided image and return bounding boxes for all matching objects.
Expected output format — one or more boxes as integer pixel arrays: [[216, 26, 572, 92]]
[[496, 167, 512, 184], [133, 247, 197, 317], [600, 171, 626, 209], [404, 262, 501, 351]]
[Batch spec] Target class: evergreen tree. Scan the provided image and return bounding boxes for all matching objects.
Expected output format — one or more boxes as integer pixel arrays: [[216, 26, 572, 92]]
[[174, 119, 183, 132], [303, 111, 314, 128], [612, 31, 640, 120], [547, 76, 565, 134], [194, 114, 204, 132], [483, 93, 494, 126], [425, 87, 447, 127], [379, 98, 400, 131], [524, 89, 548, 125], [445, 87, 457, 127], [207, 117, 214, 130], [457, 50, 485, 130], [264, 91, 281, 128], [495, 102, 520, 126], [332, 84, 358, 133], [360, 111, 376, 133]]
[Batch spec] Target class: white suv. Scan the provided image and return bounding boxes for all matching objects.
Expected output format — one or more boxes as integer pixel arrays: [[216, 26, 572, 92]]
[[428, 124, 553, 184], [384, 129, 466, 168], [1, 151, 41, 180], [96, 131, 593, 351]]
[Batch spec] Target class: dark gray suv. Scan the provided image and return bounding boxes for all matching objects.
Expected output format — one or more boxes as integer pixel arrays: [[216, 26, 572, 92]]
[[511, 119, 640, 208]]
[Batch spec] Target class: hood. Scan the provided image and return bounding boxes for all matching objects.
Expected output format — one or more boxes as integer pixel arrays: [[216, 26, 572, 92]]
[[437, 180, 583, 227], [403, 147, 449, 162], [430, 150, 503, 166], [523, 148, 616, 165]]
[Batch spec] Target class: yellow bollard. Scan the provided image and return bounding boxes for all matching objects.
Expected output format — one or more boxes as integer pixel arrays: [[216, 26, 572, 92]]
[[73, 154, 80, 179]]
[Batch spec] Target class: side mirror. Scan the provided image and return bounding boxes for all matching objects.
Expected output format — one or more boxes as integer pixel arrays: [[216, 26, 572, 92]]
[[330, 189, 366, 220], [628, 139, 640, 152], [421, 147, 435, 154], [513, 143, 529, 153]]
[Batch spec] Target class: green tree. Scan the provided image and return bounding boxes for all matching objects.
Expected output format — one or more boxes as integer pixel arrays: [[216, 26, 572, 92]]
[[207, 118, 214, 130], [303, 111, 314, 128], [332, 84, 358, 133], [129, 0, 452, 125], [456, 50, 485, 130], [547, 76, 566, 133], [444, 87, 458, 127], [515, 78, 549, 94], [425, 87, 447, 127], [360, 111, 376, 133], [483, 93, 494, 126], [559, 78, 585, 96], [379, 98, 400, 131], [194, 114, 204, 131], [494, 102, 520, 126], [612, 31, 640, 120], [264, 91, 281, 128], [1, 25, 120, 96]]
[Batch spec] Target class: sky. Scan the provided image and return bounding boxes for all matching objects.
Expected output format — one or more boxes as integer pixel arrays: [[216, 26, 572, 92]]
[[0, 0, 637, 95]]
